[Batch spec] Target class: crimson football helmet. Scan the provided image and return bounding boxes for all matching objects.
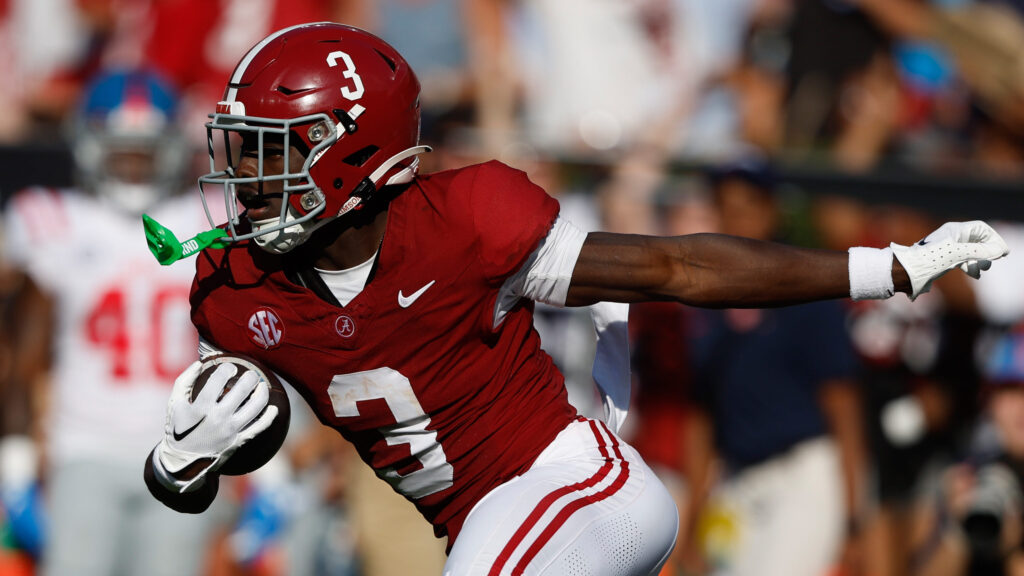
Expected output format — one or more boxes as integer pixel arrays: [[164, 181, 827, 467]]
[[198, 22, 429, 253]]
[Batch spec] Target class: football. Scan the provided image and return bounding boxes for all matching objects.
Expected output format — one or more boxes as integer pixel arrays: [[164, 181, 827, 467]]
[[190, 353, 291, 475]]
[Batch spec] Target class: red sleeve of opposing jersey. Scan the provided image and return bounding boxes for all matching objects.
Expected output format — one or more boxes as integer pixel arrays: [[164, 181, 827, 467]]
[[466, 161, 560, 285]]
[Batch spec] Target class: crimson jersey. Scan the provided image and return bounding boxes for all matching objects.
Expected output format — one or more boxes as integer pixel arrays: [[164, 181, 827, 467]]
[[190, 161, 577, 544]]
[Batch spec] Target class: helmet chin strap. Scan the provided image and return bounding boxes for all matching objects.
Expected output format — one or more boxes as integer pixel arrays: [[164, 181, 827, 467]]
[[336, 145, 432, 219]]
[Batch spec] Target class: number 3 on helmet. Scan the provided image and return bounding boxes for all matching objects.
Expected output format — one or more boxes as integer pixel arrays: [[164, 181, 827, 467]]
[[198, 22, 430, 254]]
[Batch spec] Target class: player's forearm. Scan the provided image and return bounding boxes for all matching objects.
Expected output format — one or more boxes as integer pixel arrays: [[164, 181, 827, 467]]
[[569, 232, 909, 308], [661, 234, 852, 307]]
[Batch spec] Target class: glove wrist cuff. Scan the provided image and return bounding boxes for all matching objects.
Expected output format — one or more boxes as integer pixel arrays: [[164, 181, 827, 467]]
[[151, 440, 209, 491], [151, 448, 207, 493], [849, 246, 895, 300]]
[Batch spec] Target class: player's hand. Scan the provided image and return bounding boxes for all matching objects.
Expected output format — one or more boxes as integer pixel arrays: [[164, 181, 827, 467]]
[[891, 221, 1009, 299], [155, 361, 278, 492]]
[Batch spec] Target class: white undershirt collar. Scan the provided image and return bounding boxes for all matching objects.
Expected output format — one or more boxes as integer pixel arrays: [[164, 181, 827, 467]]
[[315, 251, 377, 306]]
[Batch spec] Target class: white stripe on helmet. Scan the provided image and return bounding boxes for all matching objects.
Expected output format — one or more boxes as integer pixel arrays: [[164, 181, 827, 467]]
[[223, 22, 336, 103]]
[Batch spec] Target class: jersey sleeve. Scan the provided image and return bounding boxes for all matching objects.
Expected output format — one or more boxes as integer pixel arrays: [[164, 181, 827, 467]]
[[467, 161, 560, 285], [2, 188, 72, 291]]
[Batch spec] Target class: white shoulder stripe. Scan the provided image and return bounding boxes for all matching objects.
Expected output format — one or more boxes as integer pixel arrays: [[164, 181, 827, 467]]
[[12, 187, 68, 242]]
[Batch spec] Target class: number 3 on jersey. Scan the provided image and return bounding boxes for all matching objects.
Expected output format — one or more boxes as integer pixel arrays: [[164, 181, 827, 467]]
[[328, 368, 454, 499]]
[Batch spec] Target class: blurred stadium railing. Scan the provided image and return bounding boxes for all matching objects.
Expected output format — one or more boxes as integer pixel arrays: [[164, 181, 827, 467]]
[[2, 142, 1021, 222]]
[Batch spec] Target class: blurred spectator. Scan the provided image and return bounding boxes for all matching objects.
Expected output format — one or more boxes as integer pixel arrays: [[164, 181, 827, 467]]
[[962, 325, 1024, 575], [0, 232, 50, 443], [357, 0, 476, 141], [784, 0, 893, 160], [0, 0, 88, 141], [680, 3, 792, 159], [677, 156, 867, 576], [971, 221, 1024, 328], [139, 0, 346, 148], [501, 0, 753, 158], [912, 324, 1024, 576], [857, 0, 1024, 135], [844, 206, 988, 576], [1, 68, 222, 576], [1, 0, 352, 150], [0, 225, 51, 575], [509, 0, 671, 154]]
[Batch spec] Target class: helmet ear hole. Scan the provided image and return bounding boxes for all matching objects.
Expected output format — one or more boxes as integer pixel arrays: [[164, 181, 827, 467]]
[[333, 178, 343, 189], [343, 145, 379, 167]]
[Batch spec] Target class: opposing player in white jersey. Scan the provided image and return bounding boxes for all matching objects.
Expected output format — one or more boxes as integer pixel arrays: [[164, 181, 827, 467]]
[[1, 69, 222, 576]]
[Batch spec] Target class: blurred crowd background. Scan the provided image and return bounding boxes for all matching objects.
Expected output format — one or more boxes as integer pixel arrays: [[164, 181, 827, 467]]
[[1, 0, 1024, 575]]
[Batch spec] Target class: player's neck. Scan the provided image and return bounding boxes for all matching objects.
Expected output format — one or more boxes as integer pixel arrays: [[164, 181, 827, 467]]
[[311, 208, 388, 271]]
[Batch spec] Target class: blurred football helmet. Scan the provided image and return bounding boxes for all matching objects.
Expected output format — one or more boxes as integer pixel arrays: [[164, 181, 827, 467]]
[[198, 22, 429, 254], [72, 69, 188, 214]]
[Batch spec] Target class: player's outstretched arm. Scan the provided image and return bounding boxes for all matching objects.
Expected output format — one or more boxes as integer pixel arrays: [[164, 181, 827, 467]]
[[566, 221, 1008, 308]]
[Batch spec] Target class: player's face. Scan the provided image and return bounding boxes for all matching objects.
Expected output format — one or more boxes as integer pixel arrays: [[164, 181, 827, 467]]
[[991, 387, 1024, 460], [105, 148, 157, 184], [714, 178, 778, 241], [234, 133, 307, 222]]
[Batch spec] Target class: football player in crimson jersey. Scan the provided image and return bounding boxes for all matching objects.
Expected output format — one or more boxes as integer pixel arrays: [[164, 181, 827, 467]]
[[142, 22, 1010, 575]]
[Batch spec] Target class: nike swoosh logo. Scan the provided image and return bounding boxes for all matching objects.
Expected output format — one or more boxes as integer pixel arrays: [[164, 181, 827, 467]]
[[172, 416, 206, 441], [398, 280, 436, 308]]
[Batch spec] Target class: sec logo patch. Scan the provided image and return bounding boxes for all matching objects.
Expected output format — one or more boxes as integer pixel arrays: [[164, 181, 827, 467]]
[[248, 307, 285, 349]]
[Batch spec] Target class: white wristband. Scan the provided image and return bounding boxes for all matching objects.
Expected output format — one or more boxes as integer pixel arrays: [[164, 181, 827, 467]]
[[848, 246, 895, 300]]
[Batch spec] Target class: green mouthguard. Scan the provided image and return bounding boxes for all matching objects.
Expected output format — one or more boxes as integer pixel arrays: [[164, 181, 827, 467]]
[[143, 214, 229, 266]]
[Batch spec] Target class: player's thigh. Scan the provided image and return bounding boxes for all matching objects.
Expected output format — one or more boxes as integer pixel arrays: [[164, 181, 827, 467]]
[[42, 460, 124, 576], [445, 419, 678, 576]]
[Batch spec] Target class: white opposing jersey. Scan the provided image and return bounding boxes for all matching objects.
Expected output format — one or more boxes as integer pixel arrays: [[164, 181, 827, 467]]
[[3, 188, 211, 463]]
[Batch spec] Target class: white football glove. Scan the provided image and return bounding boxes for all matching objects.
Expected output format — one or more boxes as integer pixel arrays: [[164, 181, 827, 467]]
[[154, 361, 278, 493], [891, 221, 1010, 300]]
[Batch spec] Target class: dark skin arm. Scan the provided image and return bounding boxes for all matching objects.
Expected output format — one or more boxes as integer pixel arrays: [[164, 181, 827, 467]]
[[567, 232, 911, 308]]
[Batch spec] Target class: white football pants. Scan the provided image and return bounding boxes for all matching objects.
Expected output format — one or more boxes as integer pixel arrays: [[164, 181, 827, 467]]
[[444, 417, 678, 575]]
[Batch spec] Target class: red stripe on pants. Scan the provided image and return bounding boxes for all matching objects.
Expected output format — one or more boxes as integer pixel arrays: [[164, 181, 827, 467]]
[[489, 420, 631, 575]]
